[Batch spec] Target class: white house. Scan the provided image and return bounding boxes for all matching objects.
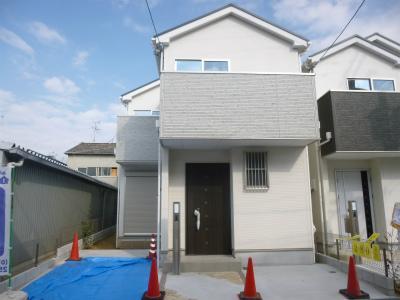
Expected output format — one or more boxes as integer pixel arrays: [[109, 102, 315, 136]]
[[304, 34, 400, 249], [116, 4, 319, 265]]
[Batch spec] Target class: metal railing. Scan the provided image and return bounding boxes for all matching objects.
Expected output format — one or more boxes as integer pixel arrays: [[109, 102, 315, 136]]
[[315, 232, 400, 280]]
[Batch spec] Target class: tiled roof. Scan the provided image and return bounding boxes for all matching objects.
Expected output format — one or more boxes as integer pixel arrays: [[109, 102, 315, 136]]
[[65, 143, 116, 155]]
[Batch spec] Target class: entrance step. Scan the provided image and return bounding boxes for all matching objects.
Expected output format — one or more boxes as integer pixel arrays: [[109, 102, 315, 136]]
[[116, 237, 149, 249], [163, 254, 243, 273]]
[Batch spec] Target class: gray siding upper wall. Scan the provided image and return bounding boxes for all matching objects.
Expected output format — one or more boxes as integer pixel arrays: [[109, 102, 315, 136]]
[[116, 116, 159, 162], [319, 91, 400, 156], [160, 72, 319, 141]]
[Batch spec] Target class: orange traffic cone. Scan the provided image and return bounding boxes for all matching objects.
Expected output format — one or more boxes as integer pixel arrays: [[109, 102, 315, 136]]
[[239, 257, 262, 300], [67, 232, 81, 261], [142, 258, 165, 300], [148, 234, 157, 259], [339, 256, 370, 299]]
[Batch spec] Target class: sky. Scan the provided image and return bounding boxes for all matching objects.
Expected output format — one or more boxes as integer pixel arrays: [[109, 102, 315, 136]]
[[0, 0, 399, 160]]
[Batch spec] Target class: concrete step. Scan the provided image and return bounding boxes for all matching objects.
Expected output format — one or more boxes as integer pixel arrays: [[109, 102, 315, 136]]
[[116, 238, 150, 249], [163, 254, 243, 273]]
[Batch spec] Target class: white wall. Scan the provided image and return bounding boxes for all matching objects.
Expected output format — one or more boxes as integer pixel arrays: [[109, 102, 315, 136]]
[[231, 146, 313, 250], [314, 45, 400, 98], [163, 16, 301, 73], [377, 158, 400, 232], [166, 147, 314, 252], [126, 85, 160, 115], [67, 154, 118, 187]]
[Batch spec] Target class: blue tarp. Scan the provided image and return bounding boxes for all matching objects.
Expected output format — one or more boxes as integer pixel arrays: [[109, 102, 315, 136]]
[[23, 257, 151, 300]]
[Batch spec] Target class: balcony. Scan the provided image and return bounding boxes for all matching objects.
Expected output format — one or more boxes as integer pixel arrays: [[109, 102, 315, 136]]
[[116, 116, 159, 165], [318, 91, 400, 157], [159, 72, 319, 148]]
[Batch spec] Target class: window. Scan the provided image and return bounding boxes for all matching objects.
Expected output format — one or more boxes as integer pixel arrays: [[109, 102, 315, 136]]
[[176, 59, 202, 72], [100, 167, 111, 176], [78, 168, 87, 174], [348, 78, 396, 92], [176, 59, 229, 72], [204, 60, 229, 72], [372, 79, 395, 91], [244, 152, 268, 191], [134, 110, 152, 116], [348, 79, 371, 91], [86, 167, 97, 176]]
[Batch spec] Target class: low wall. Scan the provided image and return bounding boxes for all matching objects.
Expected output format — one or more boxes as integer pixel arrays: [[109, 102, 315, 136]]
[[0, 226, 115, 293]]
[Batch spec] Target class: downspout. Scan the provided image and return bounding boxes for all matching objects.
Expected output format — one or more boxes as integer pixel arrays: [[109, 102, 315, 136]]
[[318, 132, 332, 254], [156, 123, 162, 270], [6, 159, 24, 289]]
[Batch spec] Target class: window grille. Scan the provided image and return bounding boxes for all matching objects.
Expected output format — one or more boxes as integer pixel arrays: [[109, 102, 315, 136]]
[[244, 152, 268, 190]]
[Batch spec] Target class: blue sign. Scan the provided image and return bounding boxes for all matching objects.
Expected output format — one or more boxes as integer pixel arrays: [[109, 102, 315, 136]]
[[0, 167, 10, 275]]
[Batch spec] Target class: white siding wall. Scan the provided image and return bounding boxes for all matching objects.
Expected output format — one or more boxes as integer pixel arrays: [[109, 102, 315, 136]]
[[126, 85, 160, 115], [163, 16, 301, 73], [166, 147, 314, 251], [314, 45, 400, 98], [377, 158, 400, 232], [231, 146, 313, 250]]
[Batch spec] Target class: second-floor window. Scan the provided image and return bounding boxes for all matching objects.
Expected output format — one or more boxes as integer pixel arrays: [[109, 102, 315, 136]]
[[348, 78, 395, 92], [175, 59, 229, 72]]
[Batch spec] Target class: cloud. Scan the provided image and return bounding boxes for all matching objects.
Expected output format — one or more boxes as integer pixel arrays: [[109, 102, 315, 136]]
[[123, 17, 151, 34], [29, 21, 66, 44], [0, 89, 15, 107], [271, 0, 400, 54], [0, 93, 122, 159], [0, 27, 34, 55], [44, 77, 80, 96], [73, 51, 89, 67]]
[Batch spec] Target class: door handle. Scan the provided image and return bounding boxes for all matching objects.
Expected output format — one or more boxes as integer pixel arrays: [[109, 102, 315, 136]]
[[194, 208, 200, 231]]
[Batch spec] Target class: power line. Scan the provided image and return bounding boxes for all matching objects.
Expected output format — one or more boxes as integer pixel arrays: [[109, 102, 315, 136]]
[[317, 0, 366, 63], [144, 0, 160, 43]]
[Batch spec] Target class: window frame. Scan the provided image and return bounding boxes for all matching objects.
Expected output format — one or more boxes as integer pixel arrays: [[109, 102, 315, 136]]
[[346, 77, 396, 92], [77, 167, 87, 174], [175, 58, 230, 72], [99, 167, 111, 177], [347, 78, 372, 91], [371, 78, 396, 92], [243, 151, 269, 192]]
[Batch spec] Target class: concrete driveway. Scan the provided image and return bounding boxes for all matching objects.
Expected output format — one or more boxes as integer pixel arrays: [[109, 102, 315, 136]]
[[164, 263, 398, 300]]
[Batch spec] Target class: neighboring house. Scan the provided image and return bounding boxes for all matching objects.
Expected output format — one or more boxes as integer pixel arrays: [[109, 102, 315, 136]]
[[303, 34, 400, 248], [117, 4, 319, 265], [65, 143, 118, 187]]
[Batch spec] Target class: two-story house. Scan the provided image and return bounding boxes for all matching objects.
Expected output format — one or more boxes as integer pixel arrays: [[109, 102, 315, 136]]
[[117, 4, 319, 265], [65, 142, 118, 187], [303, 34, 400, 248]]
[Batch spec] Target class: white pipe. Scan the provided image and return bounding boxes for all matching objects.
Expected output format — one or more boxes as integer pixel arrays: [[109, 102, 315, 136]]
[[7, 159, 24, 168], [319, 131, 332, 147], [156, 137, 162, 269]]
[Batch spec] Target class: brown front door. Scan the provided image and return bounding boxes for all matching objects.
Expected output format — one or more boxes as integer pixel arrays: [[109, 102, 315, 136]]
[[186, 163, 231, 255]]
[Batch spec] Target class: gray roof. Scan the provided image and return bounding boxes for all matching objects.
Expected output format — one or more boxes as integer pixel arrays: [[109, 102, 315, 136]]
[[65, 143, 116, 155], [3, 145, 117, 190], [121, 78, 159, 97]]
